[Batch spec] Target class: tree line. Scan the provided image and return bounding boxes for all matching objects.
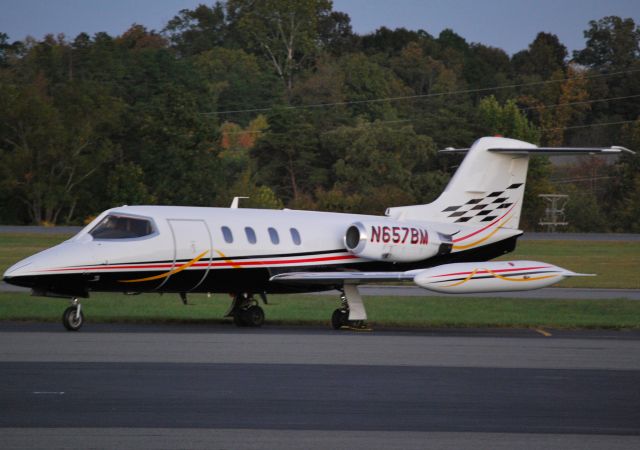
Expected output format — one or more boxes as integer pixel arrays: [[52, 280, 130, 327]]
[[0, 1, 638, 231]]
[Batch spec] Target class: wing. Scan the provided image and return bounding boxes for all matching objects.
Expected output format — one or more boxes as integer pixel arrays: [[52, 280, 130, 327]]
[[440, 145, 633, 155], [270, 261, 592, 293], [270, 271, 415, 285]]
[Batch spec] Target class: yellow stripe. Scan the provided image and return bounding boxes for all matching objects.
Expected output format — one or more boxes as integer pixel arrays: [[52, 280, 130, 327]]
[[452, 215, 514, 251], [443, 269, 478, 287], [442, 268, 558, 288], [487, 269, 558, 283], [214, 250, 242, 269], [119, 250, 209, 283]]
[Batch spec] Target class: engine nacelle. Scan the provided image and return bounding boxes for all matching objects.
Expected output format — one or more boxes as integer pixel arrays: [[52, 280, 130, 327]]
[[411, 260, 589, 293], [344, 220, 452, 263]]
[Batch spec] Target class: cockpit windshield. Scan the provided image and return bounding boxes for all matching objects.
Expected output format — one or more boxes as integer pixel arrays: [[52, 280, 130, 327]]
[[90, 214, 154, 239]]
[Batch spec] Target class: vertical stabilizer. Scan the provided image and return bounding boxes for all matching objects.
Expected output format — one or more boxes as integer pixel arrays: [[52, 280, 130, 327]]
[[387, 137, 534, 229]]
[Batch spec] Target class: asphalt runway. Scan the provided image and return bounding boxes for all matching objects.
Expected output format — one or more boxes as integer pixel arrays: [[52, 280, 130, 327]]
[[1, 324, 639, 449]]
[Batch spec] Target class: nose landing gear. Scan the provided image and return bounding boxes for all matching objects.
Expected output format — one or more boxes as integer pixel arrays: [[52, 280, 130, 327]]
[[62, 298, 84, 331]]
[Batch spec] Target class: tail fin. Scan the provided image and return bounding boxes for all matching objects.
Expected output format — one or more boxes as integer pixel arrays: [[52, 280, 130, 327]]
[[386, 136, 632, 229]]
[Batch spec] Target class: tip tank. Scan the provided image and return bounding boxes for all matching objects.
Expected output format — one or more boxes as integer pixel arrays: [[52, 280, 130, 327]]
[[410, 260, 594, 294]]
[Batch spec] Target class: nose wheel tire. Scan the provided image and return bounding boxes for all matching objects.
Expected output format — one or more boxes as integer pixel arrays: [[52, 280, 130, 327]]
[[62, 306, 84, 331]]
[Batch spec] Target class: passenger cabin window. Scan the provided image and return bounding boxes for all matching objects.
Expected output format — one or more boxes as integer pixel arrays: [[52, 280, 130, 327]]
[[245, 227, 257, 244], [268, 227, 280, 245], [290, 228, 301, 245], [221, 226, 233, 243], [90, 215, 153, 239]]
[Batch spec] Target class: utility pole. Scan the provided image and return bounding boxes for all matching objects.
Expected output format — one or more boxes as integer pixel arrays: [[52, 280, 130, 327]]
[[538, 194, 569, 232]]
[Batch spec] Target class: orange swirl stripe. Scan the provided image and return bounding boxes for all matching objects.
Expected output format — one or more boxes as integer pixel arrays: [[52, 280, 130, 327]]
[[119, 250, 209, 283], [442, 268, 558, 287], [452, 215, 513, 251]]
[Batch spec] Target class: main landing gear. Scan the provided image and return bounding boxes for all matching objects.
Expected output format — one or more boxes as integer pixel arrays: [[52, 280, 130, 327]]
[[331, 284, 369, 330], [62, 298, 84, 331], [226, 293, 266, 327]]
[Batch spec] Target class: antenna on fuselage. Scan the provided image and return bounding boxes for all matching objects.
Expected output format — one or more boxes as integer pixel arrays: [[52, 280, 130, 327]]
[[230, 197, 249, 208]]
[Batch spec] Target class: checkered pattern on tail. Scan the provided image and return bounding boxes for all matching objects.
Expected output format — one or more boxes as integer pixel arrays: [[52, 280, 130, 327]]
[[440, 183, 523, 224]]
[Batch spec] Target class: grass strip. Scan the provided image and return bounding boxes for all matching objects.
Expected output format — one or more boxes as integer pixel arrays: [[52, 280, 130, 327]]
[[1, 292, 639, 330], [501, 240, 640, 289]]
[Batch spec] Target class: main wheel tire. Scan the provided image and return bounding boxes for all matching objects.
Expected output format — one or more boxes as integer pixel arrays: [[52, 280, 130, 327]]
[[331, 309, 348, 330], [243, 305, 265, 327], [233, 311, 247, 327], [62, 306, 84, 331]]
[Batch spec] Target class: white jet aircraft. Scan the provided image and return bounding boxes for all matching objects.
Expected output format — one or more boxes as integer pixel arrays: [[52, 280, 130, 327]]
[[3, 136, 633, 331]]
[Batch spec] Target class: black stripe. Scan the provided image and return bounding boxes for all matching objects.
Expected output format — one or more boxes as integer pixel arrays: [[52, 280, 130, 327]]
[[466, 199, 482, 204], [492, 197, 508, 203], [64, 248, 351, 268], [448, 211, 466, 217], [507, 183, 523, 189], [471, 204, 486, 210], [455, 217, 471, 223], [487, 191, 503, 197], [443, 206, 461, 212]]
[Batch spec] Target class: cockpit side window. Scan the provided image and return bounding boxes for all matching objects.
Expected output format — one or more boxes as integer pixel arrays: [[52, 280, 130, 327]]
[[90, 215, 154, 239]]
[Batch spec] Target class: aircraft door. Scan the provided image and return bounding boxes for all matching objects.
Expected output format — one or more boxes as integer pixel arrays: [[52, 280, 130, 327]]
[[162, 219, 212, 292]]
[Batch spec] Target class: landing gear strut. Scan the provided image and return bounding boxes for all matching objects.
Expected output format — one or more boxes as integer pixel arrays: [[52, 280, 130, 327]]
[[226, 293, 265, 327], [331, 285, 368, 330], [62, 298, 84, 331]]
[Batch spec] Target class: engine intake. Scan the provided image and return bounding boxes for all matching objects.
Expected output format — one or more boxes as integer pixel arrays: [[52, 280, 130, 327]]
[[344, 220, 451, 263]]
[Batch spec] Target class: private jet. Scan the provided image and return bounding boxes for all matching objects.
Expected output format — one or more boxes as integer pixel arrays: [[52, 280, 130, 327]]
[[3, 136, 632, 330]]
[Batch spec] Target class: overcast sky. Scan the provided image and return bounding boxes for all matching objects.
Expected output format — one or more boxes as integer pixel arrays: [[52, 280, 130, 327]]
[[1, 0, 638, 55]]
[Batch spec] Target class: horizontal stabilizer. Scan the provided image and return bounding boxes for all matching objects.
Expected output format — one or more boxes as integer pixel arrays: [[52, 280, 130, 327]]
[[440, 146, 634, 155]]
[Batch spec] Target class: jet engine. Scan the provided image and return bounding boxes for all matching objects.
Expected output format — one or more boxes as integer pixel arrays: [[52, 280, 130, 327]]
[[344, 221, 452, 263]]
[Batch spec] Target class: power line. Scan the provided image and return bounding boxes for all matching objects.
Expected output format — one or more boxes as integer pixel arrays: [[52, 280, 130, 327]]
[[542, 119, 637, 132], [220, 118, 637, 137], [520, 94, 640, 111], [202, 67, 640, 116], [551, 176, 615, 184]]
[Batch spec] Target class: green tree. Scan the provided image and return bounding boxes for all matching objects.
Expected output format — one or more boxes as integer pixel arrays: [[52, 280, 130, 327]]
[[194, 47, 282, 124], [251, 108, 325, 203], [0, 77, 123, 224], [339, 52, 407, 120], [478, 96, 540, 143], [601, 118, 640, 231], [573, 16, 639, 69], [320, 122, 443, 214], [226, 0, 333, 97], [512, 32, 567, 79], [164, 2, 229, 56], [106, 162, 155, 207]]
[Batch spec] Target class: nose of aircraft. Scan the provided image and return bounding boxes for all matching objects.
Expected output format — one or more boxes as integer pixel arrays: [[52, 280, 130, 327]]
[[2, 241, 94, 295], [3, 258, 36, 287]]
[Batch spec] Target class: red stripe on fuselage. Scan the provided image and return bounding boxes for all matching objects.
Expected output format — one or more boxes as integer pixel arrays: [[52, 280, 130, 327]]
[[43, 254, 359, 273]]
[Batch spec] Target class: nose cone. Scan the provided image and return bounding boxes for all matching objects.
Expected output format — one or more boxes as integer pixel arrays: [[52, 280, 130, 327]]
[[3, 259, 36, 287], [2, 242, 93, 296]]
